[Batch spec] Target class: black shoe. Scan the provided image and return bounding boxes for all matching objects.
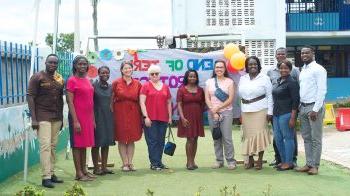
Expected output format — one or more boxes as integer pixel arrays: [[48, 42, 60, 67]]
[[159, 164, 169, 169], [276, 164, 294, 171], [51, 174, 64, 183], [269, 160, 277, 166], [293, 161, 298, 168], [42, 179, 55, 188], [150, 165, 162, 171]]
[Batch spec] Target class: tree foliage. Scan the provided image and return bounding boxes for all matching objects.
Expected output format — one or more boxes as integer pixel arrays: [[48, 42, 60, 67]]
[[45, 32, 74, 52]]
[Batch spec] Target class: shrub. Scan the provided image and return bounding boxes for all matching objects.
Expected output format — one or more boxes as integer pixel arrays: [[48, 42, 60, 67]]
[[15, 185, 45, 196], [64, 183, 86, 196], [334, 102, 350, 108]]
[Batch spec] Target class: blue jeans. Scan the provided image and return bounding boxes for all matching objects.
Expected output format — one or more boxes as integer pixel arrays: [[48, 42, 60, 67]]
[[273, 113, 295, 164], [144, 121, 168, 167]]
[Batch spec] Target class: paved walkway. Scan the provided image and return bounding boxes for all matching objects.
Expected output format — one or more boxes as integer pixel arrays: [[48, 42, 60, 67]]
[[297, 125, 350, 169]]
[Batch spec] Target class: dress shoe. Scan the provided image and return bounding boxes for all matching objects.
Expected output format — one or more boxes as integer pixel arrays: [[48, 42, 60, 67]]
[[51, 174, 64, 183], [308, 167, 318, 175], [274, 163, 283, 169], [42, 179, 54, 188], [276, 163, 294, 171], [295, 165, 310, 172]]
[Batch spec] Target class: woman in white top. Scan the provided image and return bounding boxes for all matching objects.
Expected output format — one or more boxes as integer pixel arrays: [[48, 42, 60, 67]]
[[205, 60, 236, 170], [238, 56, 273, 170]]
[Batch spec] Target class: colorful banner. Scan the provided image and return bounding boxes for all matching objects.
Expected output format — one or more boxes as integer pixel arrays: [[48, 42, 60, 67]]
[[91, 49, 243, 119]]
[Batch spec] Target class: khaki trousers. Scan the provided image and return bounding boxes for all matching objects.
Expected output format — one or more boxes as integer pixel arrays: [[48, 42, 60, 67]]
[[38, 121, 62, 179]]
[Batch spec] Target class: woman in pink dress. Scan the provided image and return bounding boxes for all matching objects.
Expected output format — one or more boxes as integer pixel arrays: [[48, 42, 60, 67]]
[[177, 69, 205, 170], [66, 55, 95, 181]]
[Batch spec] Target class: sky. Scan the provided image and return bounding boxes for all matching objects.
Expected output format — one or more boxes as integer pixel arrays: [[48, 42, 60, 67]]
[[0, 0, 173, 51]]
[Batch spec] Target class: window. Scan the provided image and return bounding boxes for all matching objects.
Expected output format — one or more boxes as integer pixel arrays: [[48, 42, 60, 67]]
[[186, 39, 276, 67], [206, 0, 255, 26]]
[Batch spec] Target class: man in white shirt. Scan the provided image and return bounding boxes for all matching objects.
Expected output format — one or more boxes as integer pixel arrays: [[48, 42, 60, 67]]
[[267, 47, 300, 168], [296, 46, 327, 175]]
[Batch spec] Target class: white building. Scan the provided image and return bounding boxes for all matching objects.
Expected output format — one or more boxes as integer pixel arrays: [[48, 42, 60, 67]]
[[171, 0, 286, 68]]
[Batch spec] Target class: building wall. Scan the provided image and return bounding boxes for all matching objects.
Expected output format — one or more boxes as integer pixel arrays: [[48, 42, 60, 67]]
[[171, 0, 286, 68]]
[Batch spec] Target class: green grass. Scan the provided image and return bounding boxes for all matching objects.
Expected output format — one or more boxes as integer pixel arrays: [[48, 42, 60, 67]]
[[1, 127, 350, 196]]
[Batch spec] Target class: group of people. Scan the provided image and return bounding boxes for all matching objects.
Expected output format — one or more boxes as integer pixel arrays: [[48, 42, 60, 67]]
[[27, 45, 327, 188]]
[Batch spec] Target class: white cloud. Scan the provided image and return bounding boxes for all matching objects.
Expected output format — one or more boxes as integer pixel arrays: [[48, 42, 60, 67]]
[[0, 0, 172, 50]]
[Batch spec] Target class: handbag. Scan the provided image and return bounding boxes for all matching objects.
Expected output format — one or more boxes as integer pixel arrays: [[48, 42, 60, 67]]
[[214, 77, 229, 102], [211, 114, 222, 140], [164, 124, 176, 156]]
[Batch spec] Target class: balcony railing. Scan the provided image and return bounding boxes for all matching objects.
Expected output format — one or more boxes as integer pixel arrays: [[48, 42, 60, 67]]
[[286, 0, 350, 32]]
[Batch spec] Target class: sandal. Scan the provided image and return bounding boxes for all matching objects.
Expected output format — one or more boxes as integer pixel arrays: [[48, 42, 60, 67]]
[[75, 175, 93, 182], [84, 172, 97, 179], [186, 165, 196, 170], [128, 164, 136, 171], [102, 168, 115, 174], [121, 165, 130, 172], [93, 169, 105, 176], [186, 163, 198, 170]]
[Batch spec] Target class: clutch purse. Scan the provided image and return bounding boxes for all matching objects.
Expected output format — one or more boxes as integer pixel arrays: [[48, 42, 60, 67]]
[[212, 115, 222, 140]]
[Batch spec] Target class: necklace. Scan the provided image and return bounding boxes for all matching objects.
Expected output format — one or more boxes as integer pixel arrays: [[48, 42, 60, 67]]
[[186, 85, 197, 96]]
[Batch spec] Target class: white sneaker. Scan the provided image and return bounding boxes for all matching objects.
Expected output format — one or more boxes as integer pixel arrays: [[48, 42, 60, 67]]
[[212, 162, 224, 169], [227, 162, 237, 170]]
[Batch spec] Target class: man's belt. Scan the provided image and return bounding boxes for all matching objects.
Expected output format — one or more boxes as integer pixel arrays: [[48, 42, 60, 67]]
[[300, 102, 315, 107], [241, 95, 266, 104]]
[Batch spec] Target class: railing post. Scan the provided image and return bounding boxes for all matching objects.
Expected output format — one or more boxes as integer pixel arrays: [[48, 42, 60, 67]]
[[4, 41, 9, 104], [10, 42, 14, 104], [25, 45, 29, 92], [15, 43, 20, 103], [35, 47, 39, 73], [20, 44, 24, 102], [0, 41, 3, 105]]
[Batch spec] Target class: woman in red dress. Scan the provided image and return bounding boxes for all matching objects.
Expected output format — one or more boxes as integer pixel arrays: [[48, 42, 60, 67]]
[[177, 69, 205, 170], [111, 61, 142, 171]]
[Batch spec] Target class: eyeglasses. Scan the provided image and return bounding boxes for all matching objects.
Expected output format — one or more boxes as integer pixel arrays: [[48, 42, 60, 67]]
[[150, 72, 159, 76]]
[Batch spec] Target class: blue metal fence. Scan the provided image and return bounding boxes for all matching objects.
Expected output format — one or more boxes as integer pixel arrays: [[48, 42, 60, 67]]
[[0, 41, 32, 107], [287, 12, 340, 31], [0, 41, 73, 108], [57, 51, 73, 80], [286, 0, 350, 32]]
